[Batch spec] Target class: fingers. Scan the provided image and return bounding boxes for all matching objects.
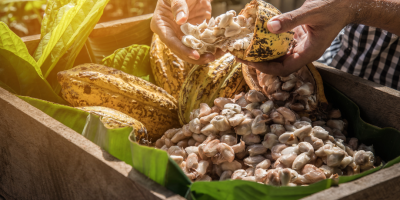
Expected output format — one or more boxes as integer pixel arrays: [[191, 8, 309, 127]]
[[267, 6, 314, 34], [236, 51, 313, 77], [161, 32, 216, 64], [170, 0, 189, 25], [214, 49, 226, 60], [236, 58, 288, 76]]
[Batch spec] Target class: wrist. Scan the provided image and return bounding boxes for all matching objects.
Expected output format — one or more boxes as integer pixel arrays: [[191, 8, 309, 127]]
[[346, 0, 376, 25], [340, 0, 365, 25]]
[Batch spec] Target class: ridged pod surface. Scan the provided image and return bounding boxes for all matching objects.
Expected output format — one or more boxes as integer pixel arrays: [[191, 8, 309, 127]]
[[232, 0, 294, 62], [150, 34, 194, 99], [242, 63, 329, 117], [178, 53, 249, 125], [77, 106, 148, 141], [58, 64, 180, 141]]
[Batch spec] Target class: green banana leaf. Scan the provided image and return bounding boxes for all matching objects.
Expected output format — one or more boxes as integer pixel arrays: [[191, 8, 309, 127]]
[[101, 44, 156, 84], [18, 96, 134, 166], [33, 0, 110, 93], [0, 22, 67, 104]]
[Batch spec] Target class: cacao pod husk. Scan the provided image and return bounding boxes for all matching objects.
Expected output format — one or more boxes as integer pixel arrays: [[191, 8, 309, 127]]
[[58, 63, 180, 141], [178, 53, 249, 125], [231, 0, 294, 62], [242, 63, 329, 118], [150, 34, 194, 99]]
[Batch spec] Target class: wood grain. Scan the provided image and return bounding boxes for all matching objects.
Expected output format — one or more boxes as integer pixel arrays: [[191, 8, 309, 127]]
[[0, 87, 184, 200], [301, 163, 400, 200], [21, 34, 40, 56], [314, 62, 400, 130], [89, 14, 153, 38], [87, 14, 154, 63]]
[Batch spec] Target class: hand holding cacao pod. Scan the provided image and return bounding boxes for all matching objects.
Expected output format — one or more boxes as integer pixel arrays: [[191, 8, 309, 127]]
[[180, 0, 294, 63], [238, 0, 352, 76]]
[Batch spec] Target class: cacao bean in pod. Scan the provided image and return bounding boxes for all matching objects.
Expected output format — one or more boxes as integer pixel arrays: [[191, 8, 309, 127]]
[[178, 53, 249, 125], [242, 63, 329, 118]]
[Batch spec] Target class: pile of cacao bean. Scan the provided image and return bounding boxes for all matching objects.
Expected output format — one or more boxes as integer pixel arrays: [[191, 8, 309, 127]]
[[155, 90, 378, 186]]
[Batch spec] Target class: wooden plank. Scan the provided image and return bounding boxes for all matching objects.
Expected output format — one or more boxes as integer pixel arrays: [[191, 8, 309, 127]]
[[0, 87, 184, 200], [90, 13, 153, 39], [87, 14, 154, 63], [21, 34, 40, 56], [20, 14, 154, 64], [301, 162, 400, 200], [314, 62, 400, 130]]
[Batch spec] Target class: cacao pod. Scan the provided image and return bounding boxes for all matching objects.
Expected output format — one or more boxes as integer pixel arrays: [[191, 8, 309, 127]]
[[150, 34, 194, 99], [58, 64, 180, 141], [231, 0, 294, 62], [77, 106, 148, 141], [178, 53, 249, 125], [242, 63, 329, 117], [179, 0, 294, 62]]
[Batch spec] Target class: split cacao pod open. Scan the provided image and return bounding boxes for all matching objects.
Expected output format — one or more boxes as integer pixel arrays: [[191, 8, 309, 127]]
[[242, 63, 329, 118], [180, 0, 294, 62], [150, 34, 194, 99], [231, 0, 294, 62], [178, 53, 249, 125], [58, 64, 180, 141]]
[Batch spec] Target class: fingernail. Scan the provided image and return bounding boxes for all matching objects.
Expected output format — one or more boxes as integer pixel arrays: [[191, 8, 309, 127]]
[[268, 20, 281, 32], [176, 11, 185, 23], [189, 55, 198, 60]]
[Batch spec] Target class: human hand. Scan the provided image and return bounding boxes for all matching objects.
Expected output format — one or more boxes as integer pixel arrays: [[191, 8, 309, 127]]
[[237, 0, 353, 76], [151, 0, 224, 65]]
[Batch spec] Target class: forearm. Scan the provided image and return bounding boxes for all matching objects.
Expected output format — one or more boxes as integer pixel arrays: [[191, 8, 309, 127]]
[[349, 0, 400, 35]]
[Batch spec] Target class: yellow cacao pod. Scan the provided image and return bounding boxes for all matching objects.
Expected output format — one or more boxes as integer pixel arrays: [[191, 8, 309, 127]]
[[58, 64, 180, 141], [231, 0, 294, 62], [178, 53, 249, 125], [150, 34, 194, 99]]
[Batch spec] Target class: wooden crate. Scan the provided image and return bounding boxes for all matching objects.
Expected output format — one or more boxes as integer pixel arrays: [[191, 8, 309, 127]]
[[2, 14, 400, 200]]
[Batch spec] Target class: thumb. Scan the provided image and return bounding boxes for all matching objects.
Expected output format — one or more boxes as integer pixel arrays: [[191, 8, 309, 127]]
[[267, 8, 312, 34], [171, 0, 189, 25]]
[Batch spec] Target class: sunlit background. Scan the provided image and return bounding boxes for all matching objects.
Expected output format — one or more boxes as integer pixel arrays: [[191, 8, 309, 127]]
[[0, 0, 305, 37]]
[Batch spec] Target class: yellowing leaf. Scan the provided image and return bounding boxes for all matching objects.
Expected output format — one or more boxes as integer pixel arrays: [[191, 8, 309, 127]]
[[0, 22, 67, 104], [102, 44, 156, 84]]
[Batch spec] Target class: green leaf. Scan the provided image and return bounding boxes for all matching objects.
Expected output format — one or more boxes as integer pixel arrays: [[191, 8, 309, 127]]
[[82, 113, 134, 165], [190, 179, 331, 200], [0, 80, 17, 94], [102, 44, 156, 84], [323, 83, 400, 162], [128, 134, 191, 196], [19, 95, 134, 165], [0, 22, 67, 104], [19, 95, 88, 133], [34, 0, 110, 93]]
